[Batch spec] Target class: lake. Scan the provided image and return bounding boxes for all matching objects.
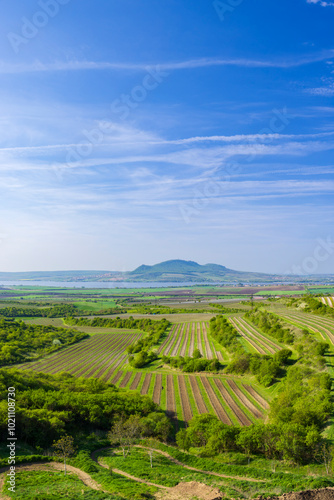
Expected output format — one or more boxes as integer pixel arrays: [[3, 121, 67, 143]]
[[0, 281, 223, 289]]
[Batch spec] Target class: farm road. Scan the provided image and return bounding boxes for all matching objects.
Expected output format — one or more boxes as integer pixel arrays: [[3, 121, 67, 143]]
[[0, 461, 105, 495]]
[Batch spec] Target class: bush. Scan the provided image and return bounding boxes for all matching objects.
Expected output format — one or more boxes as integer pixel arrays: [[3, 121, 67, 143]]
[[70, 450, 99, 473]]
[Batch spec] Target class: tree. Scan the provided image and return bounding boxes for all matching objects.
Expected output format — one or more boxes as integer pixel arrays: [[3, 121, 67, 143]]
[[108, 415, 142, 458], [236, 425, 265, 460], [176, 428, 191, 451], [52, 435, 76, 475], [315, 440, 333, 475], [186, 414, 219, 447], [192, 348, 202, 359]]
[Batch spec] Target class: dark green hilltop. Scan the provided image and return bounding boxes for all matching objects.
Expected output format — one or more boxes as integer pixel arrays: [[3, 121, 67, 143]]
[[128, 259, 268, 282]]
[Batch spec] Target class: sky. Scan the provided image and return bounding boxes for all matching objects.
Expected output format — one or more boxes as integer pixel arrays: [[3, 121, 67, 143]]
[[0, 0, 333, 274]]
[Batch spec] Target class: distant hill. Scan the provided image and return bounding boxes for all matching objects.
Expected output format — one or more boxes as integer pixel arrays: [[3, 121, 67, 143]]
[[128, 259, 270, 282]]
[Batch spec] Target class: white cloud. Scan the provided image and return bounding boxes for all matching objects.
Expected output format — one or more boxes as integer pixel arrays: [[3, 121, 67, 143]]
[[307, 0, 334, 6], [307, 85, 334, 96]]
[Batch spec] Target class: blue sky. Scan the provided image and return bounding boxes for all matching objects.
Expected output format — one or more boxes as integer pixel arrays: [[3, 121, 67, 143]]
[[0, 0, 334, 274]]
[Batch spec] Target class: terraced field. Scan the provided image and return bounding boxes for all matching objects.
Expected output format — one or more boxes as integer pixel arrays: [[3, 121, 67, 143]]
[[229, 317, 281, 354], [19, 331, 143, 382], [277, 310, 334, 345], [158, 321, 224, 360], [110, 370, 267, 426]]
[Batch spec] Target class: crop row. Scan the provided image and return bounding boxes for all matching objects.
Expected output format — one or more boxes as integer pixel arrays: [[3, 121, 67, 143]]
[[158, 322, 224, 360], [111, 370, 267, 427], [229, 317, 280, 355], [22, 332, 142, 382]]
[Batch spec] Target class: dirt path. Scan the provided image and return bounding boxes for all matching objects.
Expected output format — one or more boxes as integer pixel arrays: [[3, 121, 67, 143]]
[[0, 461, 104, 494], [92, 448, 169, 490], [113, 468, 169, 489], [133, 445, 264, 483], [92, 445, 265, 487]]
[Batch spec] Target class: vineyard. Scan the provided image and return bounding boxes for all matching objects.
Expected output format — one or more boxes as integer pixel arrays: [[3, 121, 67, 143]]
[[17, 319, 270, 427], [12, 303, 334, 431], [158, 321, 224, 360], [228, 316, 281, 354], [19, 331, 143, 381]]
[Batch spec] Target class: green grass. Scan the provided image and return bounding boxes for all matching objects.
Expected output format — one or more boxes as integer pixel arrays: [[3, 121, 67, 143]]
[[172, 374, 184, 427], [184, 375, 200, 417], [185, 322, 193, 355], [159, 374, 167, 411], [0, 443, 37, 460], [147, 373, 156, 400], [74, 300, 118, 312], [3, 469, 114, 499], [199, 323, 207, 356]]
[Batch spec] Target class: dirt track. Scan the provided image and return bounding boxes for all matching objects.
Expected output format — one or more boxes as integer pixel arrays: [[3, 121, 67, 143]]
[[0, 461, 104, 497]]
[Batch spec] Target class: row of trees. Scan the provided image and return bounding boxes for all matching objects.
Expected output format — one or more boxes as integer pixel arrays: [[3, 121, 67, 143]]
[[176, 414, 327, 464], [226, 350, 292, 386], [209, 316, 241, 353], [162, 349, 221, 373], [0, 304, 79, 318]]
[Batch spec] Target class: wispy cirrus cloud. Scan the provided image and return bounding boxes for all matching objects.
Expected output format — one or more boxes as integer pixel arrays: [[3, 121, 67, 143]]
[[0, 50, 334, 74], [1, 129, 334, 158]]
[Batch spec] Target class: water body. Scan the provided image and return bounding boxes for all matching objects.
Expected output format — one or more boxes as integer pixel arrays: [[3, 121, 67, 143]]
[[0, 281, 223, 289]]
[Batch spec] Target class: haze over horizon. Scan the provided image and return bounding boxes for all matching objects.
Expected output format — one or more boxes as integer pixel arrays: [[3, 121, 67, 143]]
[[1, 1, 334, 274]]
